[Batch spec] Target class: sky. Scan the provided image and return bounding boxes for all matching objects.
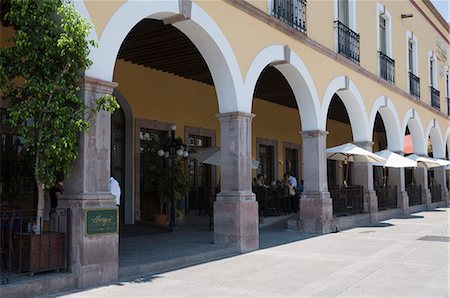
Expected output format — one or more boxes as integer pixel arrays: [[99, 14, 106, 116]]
[[430, 0, 449, 21]]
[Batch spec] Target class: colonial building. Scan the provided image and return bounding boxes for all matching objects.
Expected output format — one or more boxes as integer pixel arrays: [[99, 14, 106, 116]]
[[1, 0, 449, 290]]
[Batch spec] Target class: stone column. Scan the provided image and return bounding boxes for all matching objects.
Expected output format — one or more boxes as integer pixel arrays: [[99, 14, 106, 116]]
[[414, 166, 431, 207], [297, 130, 332, 233], [60, 77, 118, 288], [433, 167, 449, 205], [353, 141, 378, 223], [214, 112, 258, 253], [387, 151, 409, 215]]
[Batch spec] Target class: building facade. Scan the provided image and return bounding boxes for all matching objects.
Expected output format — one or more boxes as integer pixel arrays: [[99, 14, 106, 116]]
[[1, 0, 449, 289]]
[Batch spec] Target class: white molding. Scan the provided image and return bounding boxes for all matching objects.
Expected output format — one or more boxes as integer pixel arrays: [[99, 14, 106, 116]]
[[425, 119, 445, 158], [402, 108, 427, 155], [244, 45, 321, 131], [84, 0, 244, 113], [406, 31, 419, 92], [321, 76, 370, 142], [369, 96, 403, 152], [376, 3, 392, 56]]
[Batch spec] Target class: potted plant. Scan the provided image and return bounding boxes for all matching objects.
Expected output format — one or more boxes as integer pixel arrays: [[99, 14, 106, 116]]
[[154, 166, 170, 226]]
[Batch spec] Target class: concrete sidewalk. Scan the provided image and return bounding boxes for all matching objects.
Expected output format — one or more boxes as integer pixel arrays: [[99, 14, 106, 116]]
[[59, 209, 449, 297]]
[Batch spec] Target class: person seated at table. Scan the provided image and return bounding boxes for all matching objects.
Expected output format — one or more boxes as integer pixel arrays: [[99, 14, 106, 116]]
[[255, 174, 269, 188]]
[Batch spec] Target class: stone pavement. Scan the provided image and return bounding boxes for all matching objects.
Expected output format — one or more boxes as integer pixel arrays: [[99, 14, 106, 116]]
[[58, 209, 449, 297]]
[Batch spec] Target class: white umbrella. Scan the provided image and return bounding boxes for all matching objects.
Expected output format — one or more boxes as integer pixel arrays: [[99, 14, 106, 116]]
[[428, 158, 450, 167], [326, 143, 385, 163], [190, 147, 260, 169], [373, 150, 417, 168], [326, 143, 385, 184], [405, 154, 441, 169]]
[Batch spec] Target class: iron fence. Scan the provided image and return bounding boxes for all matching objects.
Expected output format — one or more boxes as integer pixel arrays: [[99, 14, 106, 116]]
[[0, 208, 69, 284], [376, 186, 397, 210], [430, 185, 442, 203], [379, 51, 395, 84], [406, 185, 422, 206], [430, 86, 440, 110], [330, 185, 364, 217], [255, 185, 292, 217], [272, 0, 307, 33], [335, 20, 360, 64], [409, 72, 420, 98]]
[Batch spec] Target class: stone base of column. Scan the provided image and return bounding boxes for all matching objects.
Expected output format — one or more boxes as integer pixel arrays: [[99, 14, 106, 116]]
[[422, 189, 432, 209], [294, 192, 332, 233], [441, 189, 449, 206], [366, 190, 378, 223], [397, 190, 409, 215], [60, 194, 118, 288], [213, 191, 258, 253]]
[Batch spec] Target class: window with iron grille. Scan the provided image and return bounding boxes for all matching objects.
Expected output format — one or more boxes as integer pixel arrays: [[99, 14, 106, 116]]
[[272, 0, 307, 33]]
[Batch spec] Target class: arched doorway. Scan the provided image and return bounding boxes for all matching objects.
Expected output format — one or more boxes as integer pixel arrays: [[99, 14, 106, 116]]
[[368, 97, 404, 213], [402, 109, 427, 208], [322, 77, 371, 219], [245, 45, 321, 229]]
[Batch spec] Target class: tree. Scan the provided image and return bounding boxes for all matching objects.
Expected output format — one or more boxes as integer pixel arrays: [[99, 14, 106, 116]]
[[0, 0, 118, 233]]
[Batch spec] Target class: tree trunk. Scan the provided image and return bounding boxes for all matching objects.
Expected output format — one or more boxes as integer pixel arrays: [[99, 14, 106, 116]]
[[36, 182, 45, 235]]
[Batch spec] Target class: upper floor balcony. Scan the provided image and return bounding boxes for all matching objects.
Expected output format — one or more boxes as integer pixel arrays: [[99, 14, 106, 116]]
[[409, 72, 420, 99], [430, 86, 440, 110], [334, 20, 360, 64], [272, 0, 307, 33], [379, 51, 395, 84]]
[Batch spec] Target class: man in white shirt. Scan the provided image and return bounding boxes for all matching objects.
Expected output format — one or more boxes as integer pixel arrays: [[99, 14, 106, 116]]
[[110, 177, 121, 206], [284, 172, 297, 189]]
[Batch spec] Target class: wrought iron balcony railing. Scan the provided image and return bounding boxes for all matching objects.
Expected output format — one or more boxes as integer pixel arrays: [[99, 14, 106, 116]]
[[409, 72, 420, 99], [430, 86, 440, 110], [334, 20, 360, 64], [378, 51, 395, 84], [272, 0, 307, 33]]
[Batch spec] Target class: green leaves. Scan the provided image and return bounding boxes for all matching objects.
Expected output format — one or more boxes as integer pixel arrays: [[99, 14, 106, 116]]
[[0, 0, 118, 189]]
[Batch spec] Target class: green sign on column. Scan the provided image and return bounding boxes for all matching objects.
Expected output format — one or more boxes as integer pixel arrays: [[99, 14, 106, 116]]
[[85, 209, 118, 235]]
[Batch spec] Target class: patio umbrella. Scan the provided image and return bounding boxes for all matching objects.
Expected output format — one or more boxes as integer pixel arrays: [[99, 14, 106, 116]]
[[405, 154, 442, 186], [326, 143, 385, 184], [373, 150, 417, 168], [190, 147, 260, 169], [428, 158, 450, 167], [405, 154, 441, 169], [373, 150, 417, 187]]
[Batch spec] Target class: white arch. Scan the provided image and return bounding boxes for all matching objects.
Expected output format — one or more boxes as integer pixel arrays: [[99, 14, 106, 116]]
[[368, 96, 403, 152], [321, 76, 370, 142], [445, 127, 450, 158], [402, 109, 427, 155], [243, 45, 321, 131], [73, 1, 99, 44], [83, 0, 243, 113], [425, 120, 445, 158]]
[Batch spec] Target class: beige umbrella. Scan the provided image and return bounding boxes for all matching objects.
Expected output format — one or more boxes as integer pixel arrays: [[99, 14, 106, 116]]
[[405, 154, 441, 169], [190, 147, 260, 169], [326, 143, 385, 184], [373, 150, 417, 187]]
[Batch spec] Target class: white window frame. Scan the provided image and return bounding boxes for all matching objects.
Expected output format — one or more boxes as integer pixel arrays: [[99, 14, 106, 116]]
[[334, 0, 357, 52], [406, 31, 418, 91], [428, 51, 438, 89], [376, 3, 392, 56]]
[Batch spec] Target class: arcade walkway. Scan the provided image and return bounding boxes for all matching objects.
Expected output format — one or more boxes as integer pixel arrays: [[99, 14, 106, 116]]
[[60, 208, 449, 297]]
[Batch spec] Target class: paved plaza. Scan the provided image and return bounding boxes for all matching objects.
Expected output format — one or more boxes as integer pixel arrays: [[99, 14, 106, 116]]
[[59, 209, 449, 297]]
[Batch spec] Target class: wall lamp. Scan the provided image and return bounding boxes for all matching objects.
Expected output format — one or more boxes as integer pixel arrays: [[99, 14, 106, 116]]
[[401, 14, 414, 18]]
